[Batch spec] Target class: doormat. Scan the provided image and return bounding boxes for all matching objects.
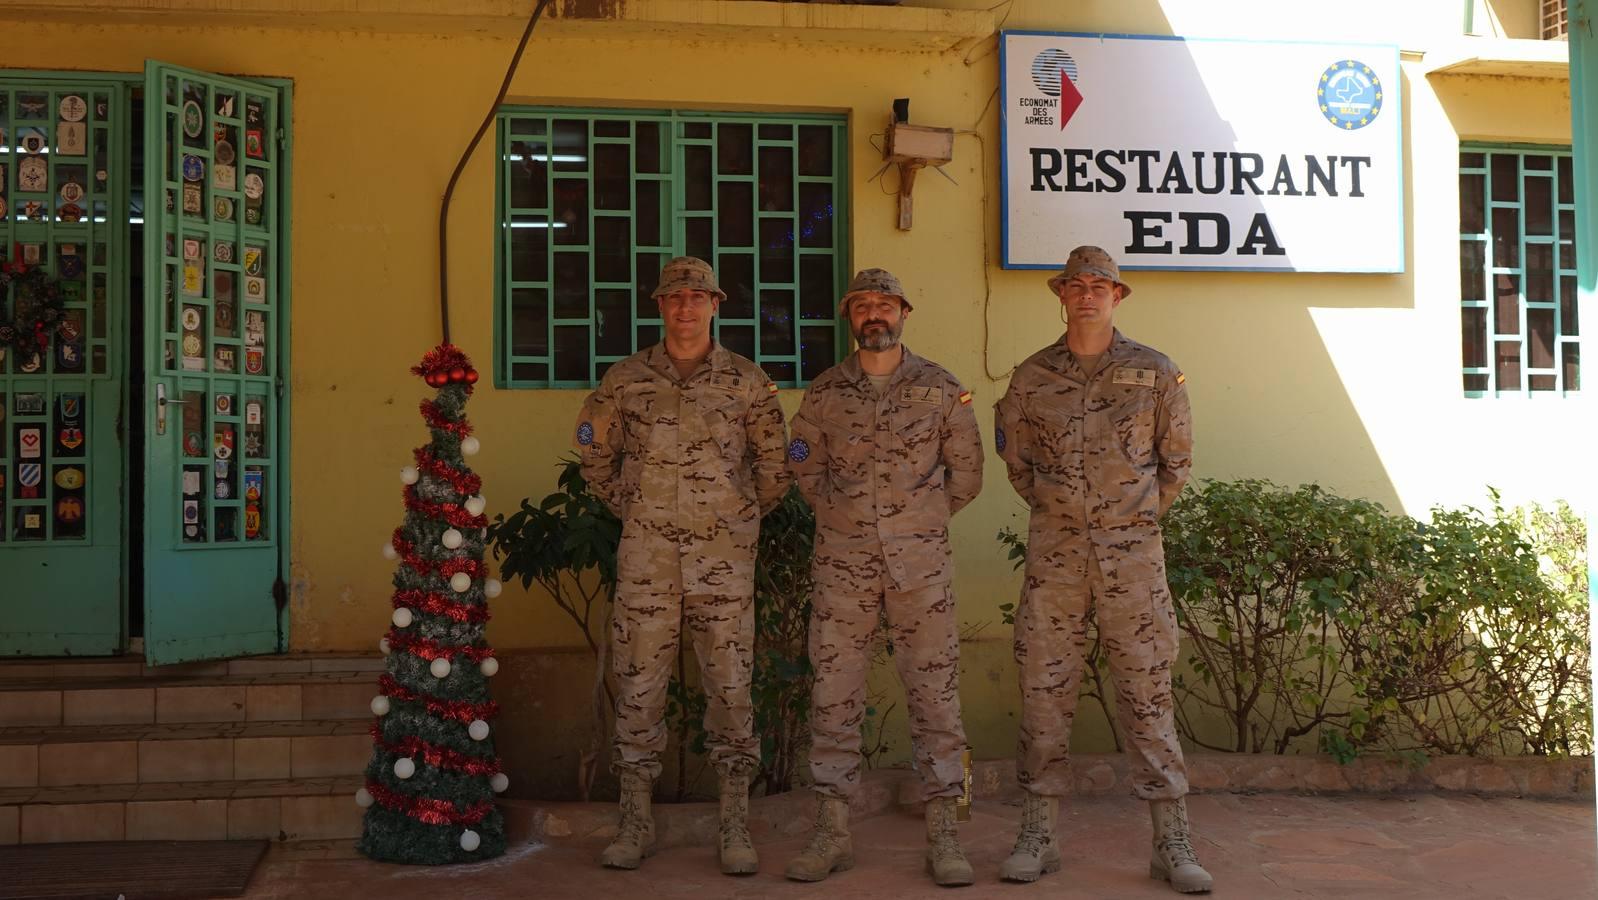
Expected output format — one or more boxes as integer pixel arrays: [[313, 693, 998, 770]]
[[0, 839, 268, 900]]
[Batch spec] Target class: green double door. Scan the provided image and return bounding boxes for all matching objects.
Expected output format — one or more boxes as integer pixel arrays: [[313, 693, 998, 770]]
[[0, 62, 291, 665]]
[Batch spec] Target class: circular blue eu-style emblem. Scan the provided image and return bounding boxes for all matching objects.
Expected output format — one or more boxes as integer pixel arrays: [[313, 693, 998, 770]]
[[576, 421, 595, 446], [1318, 60, 1382, 131], [995, 426, 1007, 454], [787, 438, 810, 463], [181, 154, 205, 182]]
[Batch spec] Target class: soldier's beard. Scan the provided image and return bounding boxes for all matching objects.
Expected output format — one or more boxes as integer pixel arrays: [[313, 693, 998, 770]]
[[854, 320, 903, 351]]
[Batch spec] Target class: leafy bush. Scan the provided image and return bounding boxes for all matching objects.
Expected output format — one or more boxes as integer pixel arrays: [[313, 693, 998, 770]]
[[1160, 480, 1591, 759], [487, 457, 620, 800], [1002, 479, 1590, 761]]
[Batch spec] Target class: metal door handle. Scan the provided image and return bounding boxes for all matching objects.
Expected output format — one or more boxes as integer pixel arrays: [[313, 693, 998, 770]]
[[156, 383, 186, 435]]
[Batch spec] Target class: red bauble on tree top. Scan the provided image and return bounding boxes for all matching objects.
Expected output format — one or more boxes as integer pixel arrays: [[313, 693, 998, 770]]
[[411, 344, 479, 389]]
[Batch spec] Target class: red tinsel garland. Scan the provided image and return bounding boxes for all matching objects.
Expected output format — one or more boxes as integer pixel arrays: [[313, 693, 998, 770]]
[[392, 588, 490, 623], [370, 720, 502, 776], [438, 558, 485, 579], [379, 673, 500, 723], [403, 485, 488, 529], [365, 779, 495, 826], [412, 449, 484, 497], [389, 531, 485, 580], [420, 399, 475, 438], [386, 628, 495, 664]]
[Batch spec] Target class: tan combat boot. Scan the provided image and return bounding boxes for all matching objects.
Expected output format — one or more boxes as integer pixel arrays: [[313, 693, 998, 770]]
[[924, 796, 975, 887], [1150, 797, 1213, 893], [718, 771, 759, 876], [998, 793, 1061, 882], [783, 795, 854, 882], [598, 770, 656, 869]]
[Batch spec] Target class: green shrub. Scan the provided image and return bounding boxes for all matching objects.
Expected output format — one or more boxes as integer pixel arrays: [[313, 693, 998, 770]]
[[1160, 480, 1591, 759], [1003, 479, 1590, 761]]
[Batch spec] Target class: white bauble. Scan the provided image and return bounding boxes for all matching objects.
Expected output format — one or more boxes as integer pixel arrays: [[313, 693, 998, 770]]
[[441, 528, 463, 550], [381, 542, 398, 560], [450, 572, 472, 593], [468, 719, 490, 742], [461, 436, 480, 456], [489, 773, 509, 794], [394, 757, 416, 779], [400, 466, 419, 485], [479, 657, 499, 677], [460, 829, 481, 852], [430, 657, 452, 679], [355, 787, 374, 808], [392, 607, 414, 628], [371, 695, 391, 716], [464, 495, 486, 517], [379, 637, 392, 655], [483, 579, 502, 599]]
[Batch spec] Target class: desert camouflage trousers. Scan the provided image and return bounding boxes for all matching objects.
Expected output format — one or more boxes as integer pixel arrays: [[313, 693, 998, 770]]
[[610, 591, 759, 780], [1014, 558, 1189, 800], [808, 582, 968, 801]]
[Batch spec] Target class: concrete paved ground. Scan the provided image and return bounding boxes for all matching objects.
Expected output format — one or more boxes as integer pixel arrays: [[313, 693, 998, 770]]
[[244, 793, 1596, 899]]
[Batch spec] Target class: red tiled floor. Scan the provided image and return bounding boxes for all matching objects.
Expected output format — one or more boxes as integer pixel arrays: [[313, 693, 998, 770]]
[[242, 793, 1596, 899]]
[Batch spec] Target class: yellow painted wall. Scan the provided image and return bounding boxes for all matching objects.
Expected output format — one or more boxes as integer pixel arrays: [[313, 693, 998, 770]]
[[1, 1, 1588, 761]]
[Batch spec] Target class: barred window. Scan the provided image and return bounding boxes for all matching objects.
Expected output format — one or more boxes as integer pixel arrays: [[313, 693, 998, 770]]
[[494, 108, 850, 388], [1458, 146, 1580, 395], [1541, 0, 1568, 40]]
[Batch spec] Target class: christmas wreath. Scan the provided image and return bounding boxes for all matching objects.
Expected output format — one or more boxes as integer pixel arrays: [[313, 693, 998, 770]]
[[0, 246, 72, 356]]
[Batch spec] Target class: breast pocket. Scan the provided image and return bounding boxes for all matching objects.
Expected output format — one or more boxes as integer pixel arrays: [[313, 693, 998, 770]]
[[619, 385, 662, 455], [892, 407, 942, 471], [1031, 398, 1079, 456], [1109, 391, 1157, 466], [821, 419, 873, 485], [697, 391, 748, 463]]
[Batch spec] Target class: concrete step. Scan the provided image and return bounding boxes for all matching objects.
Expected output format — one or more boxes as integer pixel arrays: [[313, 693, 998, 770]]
[[0, 653, 386, 683], [0, 672, 381, 727], [0, 774, 366, 844], [0, 720, 373, 788]]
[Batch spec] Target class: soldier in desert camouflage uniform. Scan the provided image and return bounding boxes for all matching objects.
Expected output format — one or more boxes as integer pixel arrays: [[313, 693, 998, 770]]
[[782, 268, 984, 887], [574, 257, 790, 876], [992, 246, 1211, 894]]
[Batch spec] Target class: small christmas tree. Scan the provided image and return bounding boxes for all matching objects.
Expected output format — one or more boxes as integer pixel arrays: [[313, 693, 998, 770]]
[[356, 344, 509, 865]]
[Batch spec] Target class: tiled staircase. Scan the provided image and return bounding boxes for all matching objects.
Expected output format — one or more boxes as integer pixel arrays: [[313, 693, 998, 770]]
[[0, 653, 383, 845]]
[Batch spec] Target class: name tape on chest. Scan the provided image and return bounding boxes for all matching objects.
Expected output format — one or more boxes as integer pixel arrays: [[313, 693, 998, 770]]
[[899, 385, 943, 404], [1112, 367, 1158, 387]]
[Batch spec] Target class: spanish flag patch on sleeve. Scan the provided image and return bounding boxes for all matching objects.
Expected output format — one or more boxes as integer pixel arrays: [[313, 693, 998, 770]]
[[768, 382, 779, 395], [958, 390, 973, 405], [1175, 372, 1186, 385]]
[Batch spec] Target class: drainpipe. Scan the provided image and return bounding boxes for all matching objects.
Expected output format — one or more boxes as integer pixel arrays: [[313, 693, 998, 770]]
[[1573, 0, 1598, 867], [1463, 0, 1476, 35]]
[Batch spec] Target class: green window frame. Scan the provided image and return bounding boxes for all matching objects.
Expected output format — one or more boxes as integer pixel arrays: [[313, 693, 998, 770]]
[[494, 107, 850, 389], [1458, 144, 1581, 396]]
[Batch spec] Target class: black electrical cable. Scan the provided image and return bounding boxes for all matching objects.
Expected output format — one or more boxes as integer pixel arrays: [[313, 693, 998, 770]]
[[438, 0, 555, 345]]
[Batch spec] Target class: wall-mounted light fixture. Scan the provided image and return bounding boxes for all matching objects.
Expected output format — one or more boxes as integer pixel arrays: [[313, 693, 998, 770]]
[[883, 98, 954, 231]]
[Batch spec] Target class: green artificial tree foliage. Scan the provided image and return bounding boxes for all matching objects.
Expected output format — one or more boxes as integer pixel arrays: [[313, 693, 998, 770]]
[[357, 344, 507, 864]]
